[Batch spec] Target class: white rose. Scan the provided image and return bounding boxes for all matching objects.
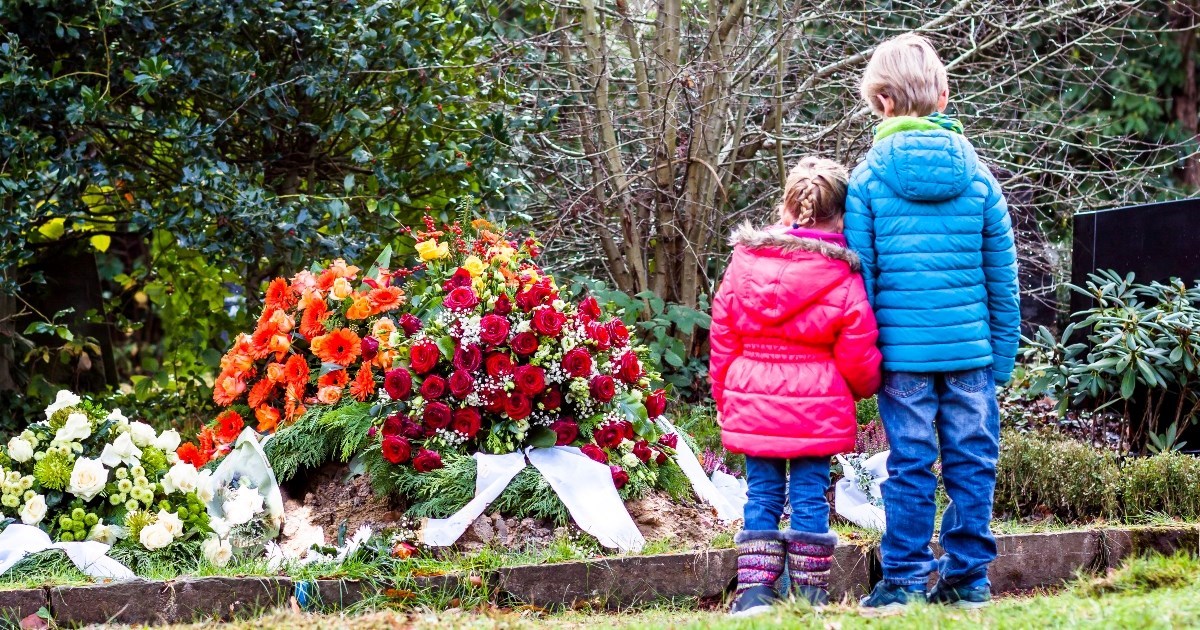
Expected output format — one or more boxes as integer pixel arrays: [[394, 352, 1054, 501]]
[[223, 487, 264, 527], [156, 509, 185, 538], [54, 412, 92, 443], [196, 470, 215, 503], [87, 522, 126, 545], [202, 535, 233, 568], [100, 432, 142, 468], [154, 429, 181, 453], [128, 422, 157, 447], [209, 516, 231, 538], [45, 390, 81, 419], [106, 408, 129, 425], [621, 452, 641, 468], [67, 457, 109, 501], [161, 462, 199, 495], [139, 522, 174, 550], [7, 437, 33, 463], [20, 494, 47, 525]]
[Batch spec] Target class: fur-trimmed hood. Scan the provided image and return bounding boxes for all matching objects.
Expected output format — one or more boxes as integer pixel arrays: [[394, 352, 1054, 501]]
[[729, 222, 861, 272]]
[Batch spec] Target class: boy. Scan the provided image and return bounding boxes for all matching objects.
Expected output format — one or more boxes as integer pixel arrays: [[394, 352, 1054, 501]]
[[844, 33, 1020, 611]]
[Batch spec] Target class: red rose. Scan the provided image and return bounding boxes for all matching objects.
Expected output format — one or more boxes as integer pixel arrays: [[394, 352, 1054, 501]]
[[550, 420, 579, 446], [532, 308, 566, 337], [384, 368, 413, 400], [561, 348, 593, 379], [423, 401, 452, 429], [485, 389, 507, 413], [361, 336, 380, 361], [382, 436, 413, 464], [479, 314, 510, 346], [537, 388, 562, 411], [585, 322, 611, 350], [409, 341, 440, 374], [655, 450, 668, 465], [579, 296, 602, 321], [608, 320, 630, 346], [658, 432, 678, 449], [510, 332, 539, 356], [515, 287, 539, 312], [442, 267, 473, 291], [444, 287, 480, 311], [485, 352, 514, 377], [413, 449, 445, 472], [620, 420, 635, 440], [593, 423, 623, 449], [616, 351, 642, 384], [505, 393, 533, 420], [646, 389, 667, 418], [514, 365, 546, 395], [633, 440, 653, 462], [399, 314, 423, 336], [589, 375, 616, 402], [610, 466, 629, 489], [493, 293, 513, 316], [581, 444, 608, 463], [400, 417, 425, 439], [452, 408, 482, 437], [420, 375, 447, 400], [449, 370, 475, 399], [454, 344, 482, 372], [382, 413, 404, 437]]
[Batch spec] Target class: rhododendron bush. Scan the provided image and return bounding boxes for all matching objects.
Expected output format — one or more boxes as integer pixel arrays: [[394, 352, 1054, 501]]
[[182, 217, 691, 516]]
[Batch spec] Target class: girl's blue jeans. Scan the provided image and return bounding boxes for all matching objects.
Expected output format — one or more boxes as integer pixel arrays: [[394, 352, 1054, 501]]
[[744, 455, 831, 533], [878, 368, 1000, 588]]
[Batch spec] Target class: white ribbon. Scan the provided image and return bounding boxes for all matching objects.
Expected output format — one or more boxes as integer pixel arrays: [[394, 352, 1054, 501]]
[[421, 452, 527, 547], [0, 524, 135, 580], [657, 418, 743, 523], [834, 450, 889, 530]]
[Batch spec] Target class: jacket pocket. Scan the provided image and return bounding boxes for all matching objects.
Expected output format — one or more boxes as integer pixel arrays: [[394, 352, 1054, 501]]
[[883, 372, 930, 399], [946, 369, 990, 393]]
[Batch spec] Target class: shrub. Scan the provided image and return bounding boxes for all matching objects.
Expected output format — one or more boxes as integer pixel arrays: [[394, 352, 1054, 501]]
[[1119, 451, 1200, 521], [995, 430, 1120, 520]]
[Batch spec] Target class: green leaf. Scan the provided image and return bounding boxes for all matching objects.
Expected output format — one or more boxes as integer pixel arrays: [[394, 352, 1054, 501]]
[[1120, 369, 1136, 399], [528, 426, 558, 448], [663, 349, 684, 367], [38, 217, 66, 240], [436, 335, 456, 360], [319, 361, 346, 377], [89, 234, 111, 252]]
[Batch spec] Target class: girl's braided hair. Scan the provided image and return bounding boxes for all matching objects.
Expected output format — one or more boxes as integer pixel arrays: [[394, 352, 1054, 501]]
[[777, 157, 849, 228]]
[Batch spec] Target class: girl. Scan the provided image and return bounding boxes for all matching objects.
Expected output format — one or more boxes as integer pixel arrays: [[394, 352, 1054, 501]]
[[710, 157, 882, 615]]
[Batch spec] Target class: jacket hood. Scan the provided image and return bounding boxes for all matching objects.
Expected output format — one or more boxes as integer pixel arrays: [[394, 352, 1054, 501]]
[[727, 223, 858, 324], [868, 130, 979, 202]]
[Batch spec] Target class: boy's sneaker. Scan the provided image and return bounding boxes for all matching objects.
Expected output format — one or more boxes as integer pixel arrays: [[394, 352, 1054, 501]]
[[929, 580, 991, 609], [859, 582, 927, 615], [730, 584, 779, 617]]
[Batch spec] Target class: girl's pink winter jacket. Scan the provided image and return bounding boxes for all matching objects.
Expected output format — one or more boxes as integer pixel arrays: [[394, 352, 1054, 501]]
[[710, 224, 883, 459]]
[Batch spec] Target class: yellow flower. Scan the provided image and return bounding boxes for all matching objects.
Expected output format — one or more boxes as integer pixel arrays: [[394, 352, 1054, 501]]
[[489, 245, 516, 264], [462, 256, 486, 277], [416, 239, 449, 261]]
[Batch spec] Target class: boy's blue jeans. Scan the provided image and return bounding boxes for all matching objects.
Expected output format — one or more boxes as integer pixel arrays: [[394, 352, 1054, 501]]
[[878, 368, 1000, 587], [744, 456, 831, 533]]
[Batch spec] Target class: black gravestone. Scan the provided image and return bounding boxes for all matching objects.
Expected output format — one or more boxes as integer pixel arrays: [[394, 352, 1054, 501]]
[[1071, 198, 1200, 312]]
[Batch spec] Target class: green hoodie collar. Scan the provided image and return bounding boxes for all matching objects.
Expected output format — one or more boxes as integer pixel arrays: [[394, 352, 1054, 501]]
[[874, 113, 964, 143]]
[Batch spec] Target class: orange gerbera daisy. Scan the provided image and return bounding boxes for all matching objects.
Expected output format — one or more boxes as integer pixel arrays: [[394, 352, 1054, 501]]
[[255, 406, 282, 433], [197, 426, 217, 459], [214, 410, 245, 443], [328, 258, 361, 280], [349, 364, 375, 402], [368, 286, 405, 313], [247, 378, 277, 409], [316, 268, 339, 291], [213, 371, 247, 406], [346, 296, 373, 320], [299, 299, 329, 339], [318, 369, 349, 389], [311, 328, 361, 366], [283, 354, 310, 387], [265, 277, 298, 313]]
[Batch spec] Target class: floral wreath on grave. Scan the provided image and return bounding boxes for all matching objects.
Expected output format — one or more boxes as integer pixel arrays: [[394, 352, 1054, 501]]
[[180, 215, 694, 524]]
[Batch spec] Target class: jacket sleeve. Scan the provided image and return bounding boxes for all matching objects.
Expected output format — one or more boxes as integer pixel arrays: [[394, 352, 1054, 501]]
[[981, 177, 1021, 385], [843, 171, 878, 306], [707, 276, 741, 414], [834, 275, 883, 400]]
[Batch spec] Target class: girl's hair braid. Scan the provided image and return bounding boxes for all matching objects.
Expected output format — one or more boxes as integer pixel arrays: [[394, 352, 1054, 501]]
[[777, 157, 850, 228]]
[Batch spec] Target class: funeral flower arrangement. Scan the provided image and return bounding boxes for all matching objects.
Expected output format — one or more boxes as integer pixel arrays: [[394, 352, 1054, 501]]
[[183, 216, 690, 517], [0, 391, 212, 552]]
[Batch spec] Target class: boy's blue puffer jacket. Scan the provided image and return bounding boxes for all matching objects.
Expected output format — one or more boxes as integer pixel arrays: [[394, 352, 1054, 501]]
[[844, 129, 1020, 384]]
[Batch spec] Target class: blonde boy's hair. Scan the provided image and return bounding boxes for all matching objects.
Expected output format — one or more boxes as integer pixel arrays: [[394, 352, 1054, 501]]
[[860, 33, 948, 117], [777, 157, 848, 228]]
